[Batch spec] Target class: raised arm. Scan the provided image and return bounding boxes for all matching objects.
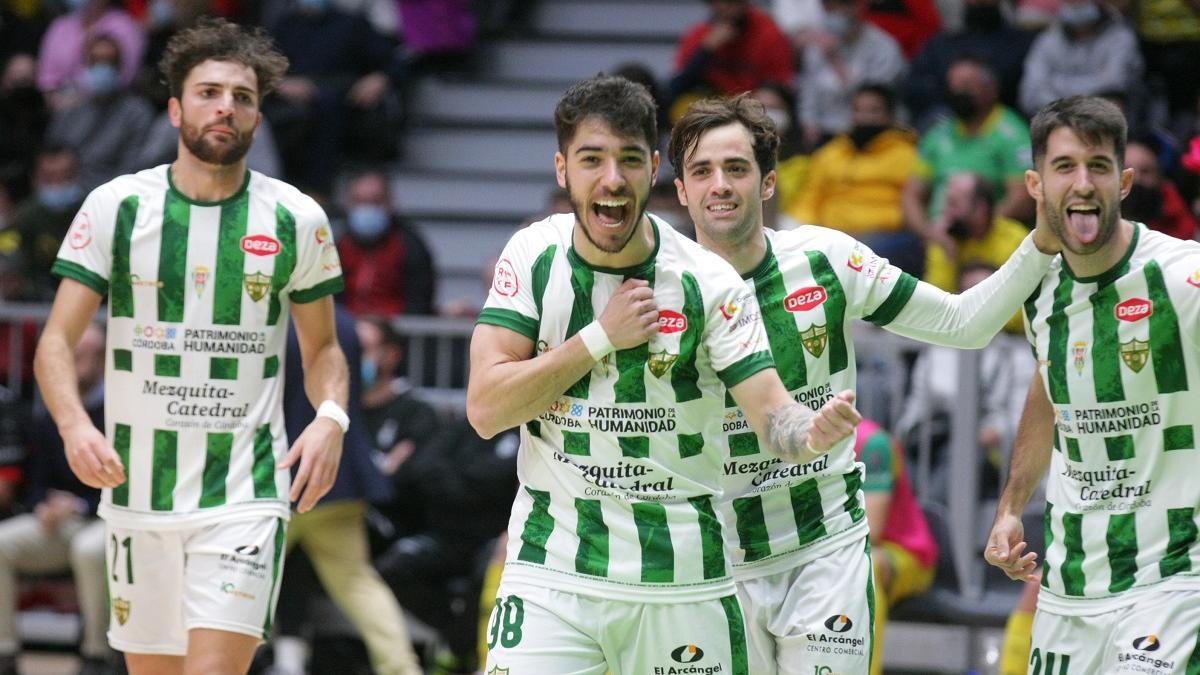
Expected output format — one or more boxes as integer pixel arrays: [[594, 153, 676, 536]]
[[467, 278, 659, 439], [985, 370, 1055, 580], [34, 278, 123, 488]]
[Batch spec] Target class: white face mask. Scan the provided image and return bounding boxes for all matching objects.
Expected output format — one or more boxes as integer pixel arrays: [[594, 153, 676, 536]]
[[766, 108, 791, 134]]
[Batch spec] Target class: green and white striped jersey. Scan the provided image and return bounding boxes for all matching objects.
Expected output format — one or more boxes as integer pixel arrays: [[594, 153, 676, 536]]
[[721, 226, 1052, 580], [52, 165, 343, 530], [1025, 223, 1200, 613], [477, 213, 774, 602]]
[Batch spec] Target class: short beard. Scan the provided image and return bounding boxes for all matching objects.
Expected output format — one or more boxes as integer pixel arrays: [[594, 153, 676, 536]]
[[180, 114, 253, 166], [1047, 198, 1120, 256], [567, 178, 649, 254]]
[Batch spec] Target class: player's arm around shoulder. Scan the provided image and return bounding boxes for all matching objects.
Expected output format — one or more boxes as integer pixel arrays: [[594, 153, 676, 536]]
[[34, 279, 124, 489], [283, 295, 348, 513], [728, 370, 861, 464]]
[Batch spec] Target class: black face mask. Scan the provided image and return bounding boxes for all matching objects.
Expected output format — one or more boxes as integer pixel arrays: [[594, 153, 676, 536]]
[[947, 92, 979, 120], [1122, 183, 1163, 223], [947, 216, 974, 240], [964, 4, 1004, 31], [848, 124, 889, 149]]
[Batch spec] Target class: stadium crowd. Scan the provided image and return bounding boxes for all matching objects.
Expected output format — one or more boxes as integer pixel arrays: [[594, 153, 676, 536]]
[[0, 0, 1199, 673]]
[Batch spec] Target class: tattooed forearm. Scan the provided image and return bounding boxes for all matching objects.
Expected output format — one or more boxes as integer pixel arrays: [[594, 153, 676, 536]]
[[765, 404, 822, 464]]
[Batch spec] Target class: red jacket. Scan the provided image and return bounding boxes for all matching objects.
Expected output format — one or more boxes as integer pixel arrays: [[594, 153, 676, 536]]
[[1150, 181, 1198, 242], [674, 6, 794, 95]]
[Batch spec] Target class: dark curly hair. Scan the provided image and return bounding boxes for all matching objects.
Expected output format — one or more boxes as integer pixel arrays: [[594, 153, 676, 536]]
[[669, 94, 779, 177], [159, 17, 289, 100], [554, 75, 658, 152], [1030, 96, 1127, 170]]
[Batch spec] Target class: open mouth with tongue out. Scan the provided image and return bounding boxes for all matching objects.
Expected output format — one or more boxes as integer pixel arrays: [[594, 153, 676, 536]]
[[592, 197, 631, 228], [1065, 204, 1102, 244]]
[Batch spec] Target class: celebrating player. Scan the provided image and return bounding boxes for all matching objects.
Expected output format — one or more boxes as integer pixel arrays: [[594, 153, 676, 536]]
[[668, 94, 1059, 674], [986, 95, 1200, 673], [34, 18, 348, 675], [468, 75, 860, 675]]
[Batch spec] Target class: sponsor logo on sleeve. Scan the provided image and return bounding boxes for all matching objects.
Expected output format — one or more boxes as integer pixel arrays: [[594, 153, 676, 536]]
[[241, 234, 281, 257], [658, 310, 687, 334], [68, 212, 93, 249], [1189, 269, 1200, 288], [846, 248, 864, 272], [315, 225, 331, 246], [1115, 298, 1152, 322], [720, 298, 739, 320], [785, 286, 827, 313], [492, 259, 518, 297]]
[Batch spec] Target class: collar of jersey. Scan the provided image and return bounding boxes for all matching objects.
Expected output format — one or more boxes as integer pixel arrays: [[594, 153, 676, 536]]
[[742, 232, 775, 282], [1061, 220, 1141, 286], [167, 166, 252, 207], [566, 214, 661, 277]]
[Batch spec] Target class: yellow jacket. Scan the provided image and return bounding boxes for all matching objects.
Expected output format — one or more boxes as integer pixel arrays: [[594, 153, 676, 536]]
[[925, 215, 1030, 333], [789, 128, 917, 234]]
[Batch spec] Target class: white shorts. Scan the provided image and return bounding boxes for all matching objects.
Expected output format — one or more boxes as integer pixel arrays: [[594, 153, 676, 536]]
[[1032, 587, 1200, 674], [105, 516, 287, 655], [483, 575, 749, 675], [737, 536, 874, 675]]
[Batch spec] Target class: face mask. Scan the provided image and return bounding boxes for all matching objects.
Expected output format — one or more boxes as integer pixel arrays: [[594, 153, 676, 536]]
[[361, 358, 378, 388], [947, 216, 973, 240], [37, 183, 83, 211], [765, 108, 791, 134], [824, 12, 851, 39], [848, 124, 888, 149], [1059, 1, 1101, 27], [947, 92, 979, 120], [84, 63, 119, 95], [348, 205, 390, 241], [1121, 183, 1163, 223], [964, 4, 1004, 31]]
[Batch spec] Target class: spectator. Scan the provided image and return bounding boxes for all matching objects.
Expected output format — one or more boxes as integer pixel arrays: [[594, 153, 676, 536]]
[[862, 0, 943, 59], [1123, 138, 1198, 240], [0, 54, 49, 203], [750, 81, 808, 223], [336, 170, 435, 316], [668, 0, 793, 119], [0, 254, 38, 392], [265, 0, 403, 195], [1017, 0, 1143, 117], [799, 0, 906, 145], [923, 172, 1029, 333], [0, 323, 110, 675], [375, 420, 519, 675], [44, 33, 155, 192], [903, 56, 1034, 256], [36, 0, 145, 109], [0, 8, 38, 68], [277, 306, 422, 675], [790, 84, 922, 273], [855, 418, 938, 675], [10, 145, 84, 297], [897, 262, 1036, 493], [11, 145, 85, 300], [1120, 0, 1200, 126], [906, 0, 1034, 128]]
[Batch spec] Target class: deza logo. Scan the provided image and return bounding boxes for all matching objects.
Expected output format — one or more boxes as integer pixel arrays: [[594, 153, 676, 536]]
[[241, 234, 281, 257], [1115, 297, 1152, 322], [785, 286, 827, 313], [658, 310, 687, 334]]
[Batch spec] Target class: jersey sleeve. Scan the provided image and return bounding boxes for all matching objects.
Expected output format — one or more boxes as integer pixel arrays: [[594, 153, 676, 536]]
[[476, 228, 543, 342], [858, 430, 896, 493], [287, 200, 344, 303], [50, 184, 120, 296], [703, 266, 775, 389], [1168, 256, 1200, 352], [816, 231, 919, 325]]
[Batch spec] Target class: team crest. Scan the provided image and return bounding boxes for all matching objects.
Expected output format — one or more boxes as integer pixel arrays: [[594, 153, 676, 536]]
[[1120, 338, 1149, 373], [801, 324, 828, 358], [192, 266, 209, 297], [648, 349, 678, 378], [1073, 341, 1087, 375], [112, 597, 130, 626], [243, 271, 271, 302]]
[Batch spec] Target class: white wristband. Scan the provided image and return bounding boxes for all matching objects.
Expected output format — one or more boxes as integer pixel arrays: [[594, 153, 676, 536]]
[[316, 400, 349, 433], [578, 321, 615, 361]]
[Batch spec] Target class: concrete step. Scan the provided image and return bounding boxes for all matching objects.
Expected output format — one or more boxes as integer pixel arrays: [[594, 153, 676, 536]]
[[402, 127, 556, 174], [477, 38, 678, 84], [411, 78, 563, 127], [391, 171, 557, 221], [529, 0, 706, 40], [411, 218, 522, 275]]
